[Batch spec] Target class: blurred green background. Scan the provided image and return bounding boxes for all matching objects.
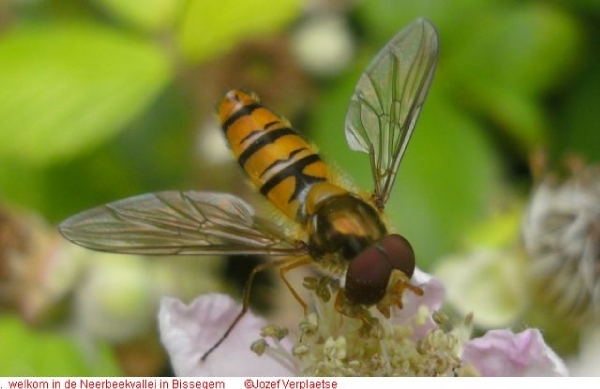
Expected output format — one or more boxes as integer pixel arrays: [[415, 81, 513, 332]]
[[0, 0, 598, 376]]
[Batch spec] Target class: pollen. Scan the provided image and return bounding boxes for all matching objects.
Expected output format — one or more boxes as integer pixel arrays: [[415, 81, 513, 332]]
[[253, 276, 475, 376]]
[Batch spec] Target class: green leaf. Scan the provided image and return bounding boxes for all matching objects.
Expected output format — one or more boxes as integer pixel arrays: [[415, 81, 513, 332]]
[[0, 23, 172, 166], [0, 157, 46, 207], [95, 0, 186, 31], [446, 4, 582, 96], [0, 315, 121, 376], [453, 83, 549, 152], [356, 0, 504, 43], [177, 0, 300, 63], [439, 4, 582, 152], [553, 66, 600, 161]]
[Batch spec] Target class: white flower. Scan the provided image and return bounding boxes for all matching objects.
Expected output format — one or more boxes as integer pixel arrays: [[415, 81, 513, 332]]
[[159, 294, 295, 376], [158, 269, 567, 376], [462, 329, 568, 376]]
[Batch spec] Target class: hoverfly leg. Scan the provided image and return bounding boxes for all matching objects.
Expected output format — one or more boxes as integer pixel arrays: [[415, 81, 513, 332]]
[[333, 287, 345, 313], [398, 278, 424, 306], [404, 281, 424, 298], [392, 277, 424, 310], [375, 274, 424, 317], [279, 257, 313, 316], [200, 257, 307, 362], [333, 288, 377, 334]]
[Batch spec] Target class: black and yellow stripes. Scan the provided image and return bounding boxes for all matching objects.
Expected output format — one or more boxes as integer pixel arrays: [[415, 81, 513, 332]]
[[218, 90, 331, 222], [237, 125, 296, 167]]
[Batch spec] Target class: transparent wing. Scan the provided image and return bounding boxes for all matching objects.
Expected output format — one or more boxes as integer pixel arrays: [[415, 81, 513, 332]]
[[59, 191, 306, 256], [345, 18, 439, 209]]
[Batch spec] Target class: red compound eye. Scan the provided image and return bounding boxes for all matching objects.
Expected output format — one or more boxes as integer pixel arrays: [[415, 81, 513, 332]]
[[344, 234, 415, 305], [381, 234, 415, 278]]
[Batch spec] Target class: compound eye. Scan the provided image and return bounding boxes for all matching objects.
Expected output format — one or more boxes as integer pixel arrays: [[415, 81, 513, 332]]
[[344, 234, 415, 306], [345, 245, 392, 305], [382, 234, 415, 278]]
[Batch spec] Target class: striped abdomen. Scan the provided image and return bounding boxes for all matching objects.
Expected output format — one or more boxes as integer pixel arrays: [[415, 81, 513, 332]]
[[218, 90, 330, 222]]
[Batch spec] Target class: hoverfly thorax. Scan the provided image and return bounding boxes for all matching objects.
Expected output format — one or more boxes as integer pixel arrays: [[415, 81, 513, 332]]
[[303, 182, 416, 306], [305, 188, 386, 265]]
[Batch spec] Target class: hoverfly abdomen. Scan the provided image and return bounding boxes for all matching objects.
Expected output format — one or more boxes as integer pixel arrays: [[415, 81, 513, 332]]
[[219, 90, 329, 222]]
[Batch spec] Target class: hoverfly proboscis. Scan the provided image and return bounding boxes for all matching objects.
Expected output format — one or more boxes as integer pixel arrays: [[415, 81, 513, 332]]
[[59, 18, 439, 361]]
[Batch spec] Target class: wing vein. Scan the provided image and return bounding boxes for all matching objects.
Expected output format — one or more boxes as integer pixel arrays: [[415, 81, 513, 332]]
[[344, 18, 439, 208]]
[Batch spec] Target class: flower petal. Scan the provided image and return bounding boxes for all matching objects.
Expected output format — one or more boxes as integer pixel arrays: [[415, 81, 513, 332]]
[[411, 268, 446, 312], [391, 269, 446, 338], [462, 329, 568, 376], [158, 294, 294, 376]]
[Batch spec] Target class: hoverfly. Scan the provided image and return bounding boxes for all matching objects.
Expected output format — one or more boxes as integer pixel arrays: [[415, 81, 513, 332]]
[[59, 18, 439, 361]]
